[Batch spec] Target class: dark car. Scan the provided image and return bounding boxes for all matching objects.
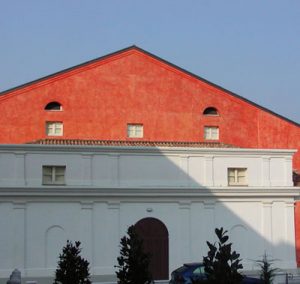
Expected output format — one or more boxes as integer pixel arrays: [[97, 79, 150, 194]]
[[169, 263, 263, 284]]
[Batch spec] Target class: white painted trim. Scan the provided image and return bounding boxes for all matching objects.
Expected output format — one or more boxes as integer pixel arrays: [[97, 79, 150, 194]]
[[0, 144, 296, 156], [0, 187, 298, 198]]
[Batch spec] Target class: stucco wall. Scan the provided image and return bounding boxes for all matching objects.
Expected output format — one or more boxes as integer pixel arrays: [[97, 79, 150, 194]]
[[0, 145, 295, 188], [0, 196, 296, 280], [0, 48, 299, 170], [0, 145, 298, 280]]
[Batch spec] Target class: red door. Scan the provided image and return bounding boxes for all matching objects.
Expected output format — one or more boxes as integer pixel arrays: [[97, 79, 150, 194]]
[[135, 218, 169, 280]]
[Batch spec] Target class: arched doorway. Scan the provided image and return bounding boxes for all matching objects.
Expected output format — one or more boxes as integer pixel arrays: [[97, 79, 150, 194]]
[[135, 218, 169, 280]]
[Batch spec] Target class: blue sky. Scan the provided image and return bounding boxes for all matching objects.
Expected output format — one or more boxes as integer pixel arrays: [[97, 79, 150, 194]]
[[1, 0, 300, 123]]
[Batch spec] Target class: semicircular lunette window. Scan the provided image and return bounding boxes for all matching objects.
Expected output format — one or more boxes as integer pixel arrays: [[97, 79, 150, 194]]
[[45, 102, 62, 111], [203, 107, 219, 116]]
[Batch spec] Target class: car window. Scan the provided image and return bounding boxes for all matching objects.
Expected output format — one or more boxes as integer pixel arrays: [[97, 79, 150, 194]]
[[193, 266, 205, 275]]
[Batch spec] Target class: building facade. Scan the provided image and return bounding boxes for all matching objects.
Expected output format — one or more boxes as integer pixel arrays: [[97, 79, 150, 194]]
[[0, 143, 298, 282], [0, 46, 300, 281]]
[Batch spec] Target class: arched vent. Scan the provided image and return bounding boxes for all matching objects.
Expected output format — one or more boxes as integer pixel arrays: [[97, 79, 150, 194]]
[[45, 102, 62, 111], [203, 107, 218, 116]]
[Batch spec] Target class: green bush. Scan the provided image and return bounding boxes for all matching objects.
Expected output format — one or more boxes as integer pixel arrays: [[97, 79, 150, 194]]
[[53, 240, 91, 284], [115, 225, 152, 284], [255, 253, 278, 284], [202, 227, 243, 284]]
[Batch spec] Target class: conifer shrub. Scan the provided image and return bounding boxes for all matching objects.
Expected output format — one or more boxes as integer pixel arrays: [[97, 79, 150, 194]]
[[115, 225, 152, 284], [53, 240, 91, 284]]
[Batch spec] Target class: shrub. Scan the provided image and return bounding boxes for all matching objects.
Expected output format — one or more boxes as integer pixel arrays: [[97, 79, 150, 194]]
[[53, 240, 91, 284], [202, 227, 243, 284], [116, 225, 152, 284], [255, 253, 278, 284]]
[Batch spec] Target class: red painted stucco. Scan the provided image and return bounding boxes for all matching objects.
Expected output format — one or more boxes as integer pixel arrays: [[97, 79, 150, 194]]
[[1, 46, 300, 263], [1, 48, 299, 167]]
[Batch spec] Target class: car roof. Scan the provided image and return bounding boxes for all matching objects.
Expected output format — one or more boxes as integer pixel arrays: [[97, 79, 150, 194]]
[[184, 263, 203, 267]]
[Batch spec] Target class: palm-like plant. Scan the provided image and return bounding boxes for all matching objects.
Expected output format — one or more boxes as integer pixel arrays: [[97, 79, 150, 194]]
[[255, 253, 278, 284]]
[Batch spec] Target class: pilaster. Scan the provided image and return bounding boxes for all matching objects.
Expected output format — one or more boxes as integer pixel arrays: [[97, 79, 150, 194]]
[[13, 201, 26, 274], [179, 201, 191, 262]]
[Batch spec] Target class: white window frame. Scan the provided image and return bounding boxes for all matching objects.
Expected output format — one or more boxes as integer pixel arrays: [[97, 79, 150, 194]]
[[228, 168, 247, 186], [46, 122, 63, 136], [42, 166, 66, 185], [204, 126, 219, 140], [127, 124, 143, 138]]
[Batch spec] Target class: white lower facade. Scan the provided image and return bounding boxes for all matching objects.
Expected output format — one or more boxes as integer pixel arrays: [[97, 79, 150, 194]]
[[0, 144, 299, 281], [0, 188, 297, 280]]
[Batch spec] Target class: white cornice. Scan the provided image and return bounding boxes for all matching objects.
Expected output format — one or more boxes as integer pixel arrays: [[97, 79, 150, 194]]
[[0, 144, 296, 156], [0, 187, 298, 199]]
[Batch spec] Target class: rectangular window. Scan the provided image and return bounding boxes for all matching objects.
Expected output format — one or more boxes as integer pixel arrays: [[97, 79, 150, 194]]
[[228, 168, 247, 186], [46, 122, 63, 136], [127, 124, 143, 138], [204, 126, 219, 140], [43, 166, 66, 185]]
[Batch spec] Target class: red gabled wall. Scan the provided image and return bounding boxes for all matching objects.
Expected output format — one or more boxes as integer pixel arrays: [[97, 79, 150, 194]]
[[1, 48, 299, 167]]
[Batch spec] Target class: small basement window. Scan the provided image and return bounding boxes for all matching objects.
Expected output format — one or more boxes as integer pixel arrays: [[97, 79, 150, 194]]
[[228, 168, 247, 186], [43, 166, 66, 185], [203, 107, 219, 116], [127, 124, 143, 138], [46, 121, 63, 136], [45, 102, 62, 111], [204, 126, 219, 140]]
